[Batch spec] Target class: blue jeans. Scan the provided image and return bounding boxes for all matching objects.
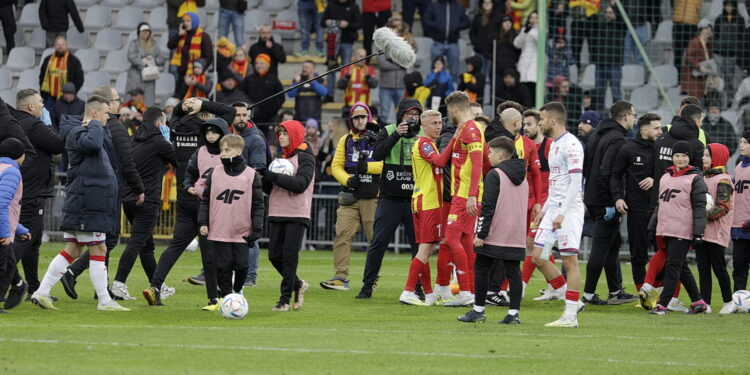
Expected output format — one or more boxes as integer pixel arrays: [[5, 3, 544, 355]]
[[594, 64, 622, 110], [327, 43, 353, 98], [624, 25, 649, 67], [298, 0, 323, 52], [431, 41, 460, 85], [218, 8, 245, 47], [379, 88, 403, 124], [247, 241, 259, 281]]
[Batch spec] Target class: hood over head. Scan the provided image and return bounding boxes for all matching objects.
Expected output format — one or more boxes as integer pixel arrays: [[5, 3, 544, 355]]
[[348, 102, 373, 134], [184, 12, 200, 30], [395, 98, 422, 124], [668, 116, 700, 140], [276, 120, 309, 158], [465, 55, 483, 72], [707, 143, 730, 169], [496, 157, 527, 186], [200, 118, 229, 138]]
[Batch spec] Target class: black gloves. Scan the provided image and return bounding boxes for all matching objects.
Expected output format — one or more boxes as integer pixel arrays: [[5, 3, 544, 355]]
[[647, 230, 656, 246], [743, 219, 750, 231], [691, 235, 703, 248], [355, 159, 368, 174], [347, 176, 360, 189], [244, 230, 262, 245], [524, 24, 532, 33], [263, 170, 279, 183]]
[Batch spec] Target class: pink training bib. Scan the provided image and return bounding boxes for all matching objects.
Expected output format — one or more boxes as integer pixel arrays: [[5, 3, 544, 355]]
[[207, 166, 256, 243]]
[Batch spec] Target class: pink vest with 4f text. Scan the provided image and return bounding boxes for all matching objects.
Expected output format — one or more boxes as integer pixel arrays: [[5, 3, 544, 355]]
[[0, 164, 22, 241], [484, 168, 529, 248], [657, 172, 695, 240], [268, 154, 314, 219], [732, 163, 750, 228], [704, 173, 733, 247], [208, 166, 256, 243], [194, 146, 222, 198]]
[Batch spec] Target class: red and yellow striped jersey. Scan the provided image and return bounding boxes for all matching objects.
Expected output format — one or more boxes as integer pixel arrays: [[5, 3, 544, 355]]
[[451, 120, 485, 201], [411, 136, 454, 212]]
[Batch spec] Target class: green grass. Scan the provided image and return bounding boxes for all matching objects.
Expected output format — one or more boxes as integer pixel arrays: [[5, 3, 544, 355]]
[[1, 242, 748, 374]]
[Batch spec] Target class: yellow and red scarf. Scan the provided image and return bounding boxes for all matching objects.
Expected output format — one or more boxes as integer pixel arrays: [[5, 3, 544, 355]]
[[231, 59, 249, 78], [342, 65, 374, 107], [170, 28, 204, 75], [183, 73, 207, 99], [41, 52, 69, 99]]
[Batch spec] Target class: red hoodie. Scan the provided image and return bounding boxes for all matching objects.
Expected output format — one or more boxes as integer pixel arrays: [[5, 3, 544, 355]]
[[277, 120, 308, 158]]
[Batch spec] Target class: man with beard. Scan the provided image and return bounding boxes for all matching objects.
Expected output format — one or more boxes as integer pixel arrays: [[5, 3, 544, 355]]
[[39, 37, 84, 112], [249, 25, 287, 77]]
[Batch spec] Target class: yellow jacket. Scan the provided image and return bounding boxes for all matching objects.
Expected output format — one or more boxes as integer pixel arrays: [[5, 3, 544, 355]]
[[673, 0, 702, 25], [331, 132, 384, 187]]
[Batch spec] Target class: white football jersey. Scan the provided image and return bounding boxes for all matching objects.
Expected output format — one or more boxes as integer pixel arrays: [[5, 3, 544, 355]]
[[547, 132, 584, 209]]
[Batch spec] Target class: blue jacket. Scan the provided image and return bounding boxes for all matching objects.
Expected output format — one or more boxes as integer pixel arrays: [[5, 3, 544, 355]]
[[239, 124, 270, 170], [422, 0, 471, 44], [0, 158, 28, 239], [59, 116, 119, 233]]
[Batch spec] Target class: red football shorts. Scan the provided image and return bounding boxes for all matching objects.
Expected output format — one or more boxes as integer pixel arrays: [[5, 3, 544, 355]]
[[446, 196, 479, 235], [413, 208, 444, 244]]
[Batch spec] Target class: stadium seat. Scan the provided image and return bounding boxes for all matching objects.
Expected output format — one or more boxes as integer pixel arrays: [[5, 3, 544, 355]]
[[247, 0, 260, 8], [245, 9, 271, 35], [653, 21, 673, 44], [133, 0, 163, 8], [414, 37, 432, 62], [579, 64, 596, 90], [41, 48, 54, 60], [273, 9, 299, 39], [569, 64, 579, 85], [84, 5, 113, 30], [204, 0, 220, 12], [159, 32, 170, 59], [260, 0, 291, 12], [113, 6, 144, 31], [6, 47, 35, 72], [648, 65, 679, 89], [0, 89, 19, 105], [621, 64, 646, 90], [630, 85, 659, 112], [80, 71, 112, 98], [103, 49, 130, 74], [29, 27, 47, 52], [101, 0, 132, 8], [0, 67, 11, 90], [67, 29, 91, 50], [18, 68, 40, 91], [76, 0, 99, 7], [75, 48, 101, 72], [17, 2, 39, 29], [115, 72, 128, 95], [666, 86, 685, 110], [148, 7, 168, 32], [722, 109, 740, 132], [93, 28, 123, 54], [155, 73, 176, 103]]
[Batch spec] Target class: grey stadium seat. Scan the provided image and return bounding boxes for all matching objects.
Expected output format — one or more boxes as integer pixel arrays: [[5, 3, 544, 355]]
[[245, 9, 271, 35], [113, 6, 144, 31], [103, 49, 130, 74], [67, 29, 91, 50], [621, 64, 646, 90], [579, 64, 596, 91], [648, 65, 679, 89], [273, 9, 299, 39], [0, 89, 19, 105], [80, 71, 112, 98], [630, 85, 659, 113], [101, 0, 132, 8], [30, 28, 48, 52], [84, 5, 113, 30], [133, 0, 162, 8], [155, 73, 175, 103], [0, 67, 11, 90], [259, 0, 290, 12], [6, 47, 35, 72], [93, 28, 123, 54], [148, 7, 168, 32], [76, 0, 99, 7], [115, 72, 128, 95], [75, 48, 101, 72], [653, 21, 673, 44], [204, 0, 220, 11], [41, 48, 54, 60], [18, 68, 41, 91], [17, 2, 39, 29]]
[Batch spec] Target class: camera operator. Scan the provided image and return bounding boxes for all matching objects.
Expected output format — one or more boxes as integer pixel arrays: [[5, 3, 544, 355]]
[[356, 98, 422, 299], [320, 103, 382, 291]]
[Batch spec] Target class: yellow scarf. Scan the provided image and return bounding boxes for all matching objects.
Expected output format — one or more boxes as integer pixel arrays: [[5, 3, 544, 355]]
[[41, 52, 69, 99], [170, 28, 204, 75], [183, 73, 207, 99], [177, 0, 197, 18]]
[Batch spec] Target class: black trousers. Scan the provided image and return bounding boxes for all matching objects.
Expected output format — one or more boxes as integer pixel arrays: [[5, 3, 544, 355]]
[[11, 197, 45, 292], [402, 0, 430, 29], [658, 237, 702, 307], [214, 241, 249, 296], [268, 221, 306, 305], [361, 198, 418, 289], [114, 201, 159, 284], [733, 238, 750, 292], [584, 205, 623, 295], [150, 199, 217, 300], [570, 17, 595, 69], [475, 254, 521, 310], [696, 241, 732, 304], [672, 22, 697, 73], [362, 10, 391, 56], [627, 210, 651, 287], [0, 243, 16, 300], [0, 6, 16, 52]]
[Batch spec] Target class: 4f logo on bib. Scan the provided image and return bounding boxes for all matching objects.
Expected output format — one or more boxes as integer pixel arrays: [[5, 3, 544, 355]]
[[216, 189, 244, 204], [735, 180, 750, 194], [659, 188, 681, 202]]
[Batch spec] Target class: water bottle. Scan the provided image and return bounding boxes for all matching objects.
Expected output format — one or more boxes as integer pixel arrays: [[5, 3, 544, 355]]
[[540, 239, 555, 259]]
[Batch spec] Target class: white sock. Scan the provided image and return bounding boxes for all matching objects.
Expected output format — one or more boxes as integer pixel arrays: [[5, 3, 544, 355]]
[[15, 279, 23, 287], [670, 297, 680, 305], [90, 258, 113, 304], [547, 283, 553, 291], [36, 253, 72, 296], [508, 309, 519, 315], [555, 284, 568, 293], [522, 281, 527, 289], [473, 305, 485, 313], [641, 283, 654, 293], [584, 292, 595, 300], [564, 299, 579, 318]]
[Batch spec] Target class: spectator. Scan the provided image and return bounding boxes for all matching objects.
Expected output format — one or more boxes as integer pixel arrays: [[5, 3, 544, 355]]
[[547, 75, 583, 129], [305, 119, 324, 157], [39, 36, 84, 112], [215, 71, 249, 105], [287, 60, 327, 124], [297, 0, 325, 57], [569, 0, 600, 72], [168, 12, 214, 88], [167, 0, 206, 50], [322, 0, 362, 102], [703, 105, 738, 150], [240, 54, 284, 134], [362, 0, 391, 56], [423, 0, 470, 84], [548, 0, 567, 35], [180, 59, 212, 100], [623, 0, 659, 66], [470, 0, 499, 83], [248, 25, 287, 77], [39, 0, 84, 47], [713, 0, 746, 97], [52, 82, 84, 130], [337, 48, 378, 108], [590, 5, 625, 110], [214, 36, 237, 74], [457, 56, 485, 104], [279, 110, 295, 123], [388, 16, 417, 51], [495, 68, 531, 109], [577, 109, 601, 138], [163, 97, 180, 122], [424, 56, 454, 112], [127, 23, 165, 107], [403, 71, 430, 108], [514, 11, 539, 102], [378, 49, 406, 124], [218, 0, 247, 47], [546, 31, 575, 85], [122, 88, 147, 114], [681, 20, 715, 100], [509, 0, 537, 26], [673, 0, 703, 74], [0, 0, 17, 53], [228, 47, 251, 79], [493, 15, 520, 82], [403, 0, 430, 30]]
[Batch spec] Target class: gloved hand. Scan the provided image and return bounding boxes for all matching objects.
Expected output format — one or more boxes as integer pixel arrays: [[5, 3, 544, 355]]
[[355, 159, 368, 174], [255, 167, 268, 176], [524, 22, 532, 33], [243, 230, 262, 245], [159, 124, 171, 142], [648, 230, 656, 246], [603, 206, 616, 221], [262, 170, 279, 183], [347, 176, 360, 189], [743, 219, 750, 231], [691, 235, 703, 248]]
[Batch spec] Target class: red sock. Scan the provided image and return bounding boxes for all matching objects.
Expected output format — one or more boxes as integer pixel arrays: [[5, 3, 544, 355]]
[[436, 243, 453, 286], [445, 230, 470, 291], [500, 278, 509, 291], [461, 233, 476, 294], [521, 256, 535, 284], [420, 261, 433, 294], [635, 283, 643, 291], [548, 254, 555, 264], [565, 289, 580, 302], [550, 274, 566, 290], [673, 282, 681, 298], [644, 248, 667, 286], [404, 258, 423, 292]]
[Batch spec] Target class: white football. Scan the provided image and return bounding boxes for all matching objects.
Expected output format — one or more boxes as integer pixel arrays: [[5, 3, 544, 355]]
[[220, 293, 249, 319], [269, 158, 295, 176], [186, 237, 199, 252], [732, 290, 750, 313], [706, 193, 715, 212]]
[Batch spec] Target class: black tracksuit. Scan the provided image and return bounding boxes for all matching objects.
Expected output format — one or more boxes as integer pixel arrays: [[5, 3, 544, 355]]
[[609, 135, 654, 287], [583, 118, 628, 295]]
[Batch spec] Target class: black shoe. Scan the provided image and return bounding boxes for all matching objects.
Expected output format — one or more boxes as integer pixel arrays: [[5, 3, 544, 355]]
[[607, 289, 638, 305], [486, 293, 510, 307], [499, 313, 520, 324], [60, 270, 78, 300], [4, 281, 28, 310], [355, 287, 372, 299], [583, 294, 609, 305], [414, 283, 425, 301], [457, 309, 486, 323], [49, 295, 58, 302]]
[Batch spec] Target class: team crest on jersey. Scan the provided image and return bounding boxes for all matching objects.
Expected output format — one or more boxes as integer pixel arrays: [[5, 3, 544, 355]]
[[447, 214, 458, 224], [422, 143, 435, 156], [386, 170, 395, 181]]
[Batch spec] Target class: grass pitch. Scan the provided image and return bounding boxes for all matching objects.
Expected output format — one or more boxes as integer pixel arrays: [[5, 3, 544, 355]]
[[0, 242, 748, 374]]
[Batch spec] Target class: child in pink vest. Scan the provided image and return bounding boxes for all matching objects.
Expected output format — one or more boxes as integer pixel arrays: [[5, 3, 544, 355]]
[[459, 137, 528, 324], [0, 138, 30, 313], [259, 120, 315, 312], [647, 141, 708, 315], [198, 134, 264, 297], [698, 143, 735, 314], [731, 131, 750, 301]]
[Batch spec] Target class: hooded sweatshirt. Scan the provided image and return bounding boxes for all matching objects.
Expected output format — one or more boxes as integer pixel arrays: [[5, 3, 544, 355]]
[[703, 143, 733, 247], [457, 55, 485, 104], [183, 118, 229, 196], [331, 102, 383, 199], [583, 117, 628, 207], [126, 122, 177, 204], [609, 132, 655, 214]]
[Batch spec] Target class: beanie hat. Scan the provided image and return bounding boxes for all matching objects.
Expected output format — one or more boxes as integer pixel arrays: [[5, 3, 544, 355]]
[[579, 110, 601, 127], [672, 141, 692, 160], [192, 59, 206, 71], [255, 53, 271, 66], [0, 138, 24, 160], [742, 130, 750, 142], [183, 12, 199, 29], [62, 82, 76, 94], [305, 118, 319, 129], [707, 143, 730, 168]]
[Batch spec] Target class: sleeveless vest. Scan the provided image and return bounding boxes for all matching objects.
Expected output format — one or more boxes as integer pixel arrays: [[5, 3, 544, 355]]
[[380, 124, 416, 199], [0, 164, 22, 241], [484, 168, 529, 248], [657, 172, 696, 240], [733, 163, 750, 228], [704, 173, 733, 247], [343, 134, 380, 199], [207, 166, 256, 243], [294, 78, 323, 122], [269, 154, 315, 219], [193, 146, 222, 198]]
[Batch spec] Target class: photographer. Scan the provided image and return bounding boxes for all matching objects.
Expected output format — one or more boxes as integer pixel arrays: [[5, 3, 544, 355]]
[[287, 60, 328, 124], [320, 103, 382, 291], [356, 98, 422, 299]]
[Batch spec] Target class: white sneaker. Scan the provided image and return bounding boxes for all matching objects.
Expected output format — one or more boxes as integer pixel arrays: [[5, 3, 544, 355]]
[[111, 281, 136, 300], [705, 304, 713, 314], [545, 315, 579, 327], [498, 290, 509, 300], [534, 288, 563, 301], [667, 298, 689, 313], [30, 291, 57, 310], [97, 300, 131, 311], [424, 293, 438, 306], [719, 301, 737, 315], [436, 285, 454, 303], [577, 300, 586, 313], [443, 292, 473, 307], [399, 291, 427, 306], [160, 284, 176, 299]]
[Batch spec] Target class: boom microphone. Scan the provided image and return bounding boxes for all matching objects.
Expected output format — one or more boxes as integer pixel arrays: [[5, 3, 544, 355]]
[[373, 27, 416, 69]]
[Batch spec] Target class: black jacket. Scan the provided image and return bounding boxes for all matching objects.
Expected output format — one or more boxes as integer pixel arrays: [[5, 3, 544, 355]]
[[713, 8, 746, 58], [9, 106, 64, 200], [125, 122, 176, 203], [422, 0, 471, 44], [469, 12, 498, 58], [648, 165, 708, 238], [494, 72, 532, 109], [476, 158, 527, 260], [39, 0, 83, 33], [39, 54, 84, 98], [457, 55, 485, 105], [215, 87, 250, 105], [321, 0, 362, 44], [52, 96, 85, 130], [198, 157, 264, 236], [241, 73, 284, 126], [438, 117, 456, 203], [167, 0, 206, 29], [590, 12, 626, 66], [493, 32, 520, 76], [609, 136, 654, 214], [651, 115, 705, 208], [183, 118, 230, 194], [107, 114, 144, 197], [219, 0, 247, 13], [583, 118, 628, 207], [248, 37, 287, 77], [372, 98, 422, 201], [0, 98, 37, 162], [485, 118, 514, 143], [261, 146, 316, 226]]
